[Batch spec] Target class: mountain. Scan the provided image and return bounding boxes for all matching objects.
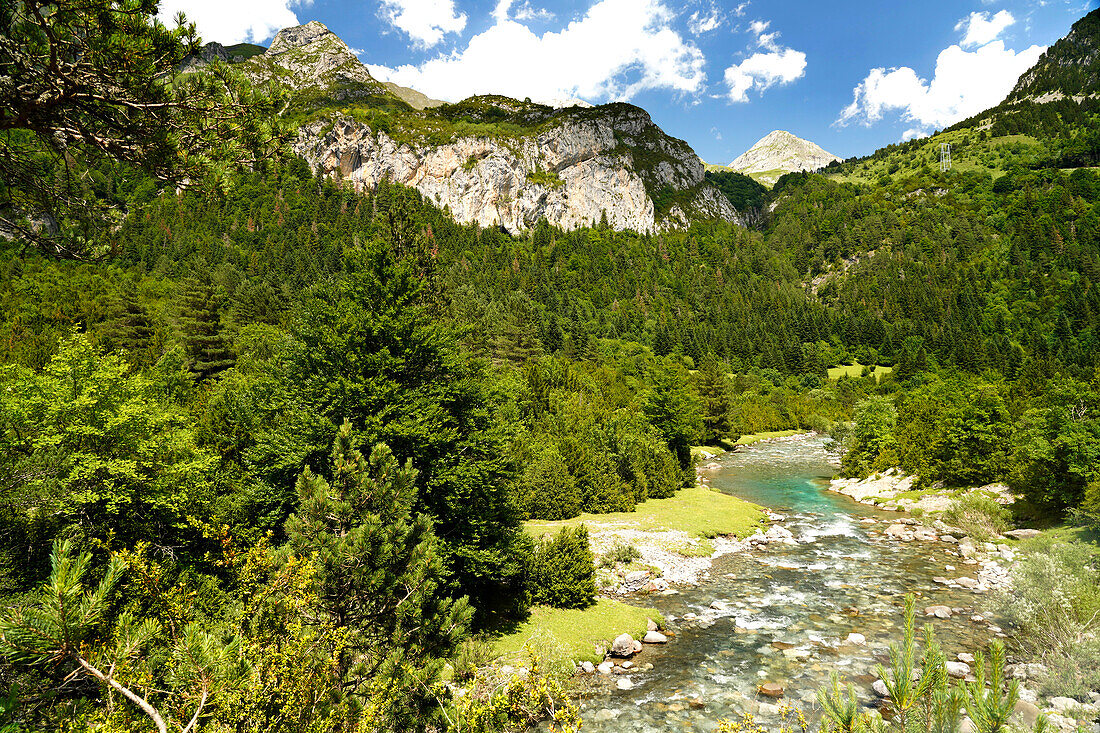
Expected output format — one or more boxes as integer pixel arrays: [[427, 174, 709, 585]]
[[381, 81, 443, 110], [1004, 7, 1100, 104], [231, 22, 738, 234], [729, 130, 842, 187]]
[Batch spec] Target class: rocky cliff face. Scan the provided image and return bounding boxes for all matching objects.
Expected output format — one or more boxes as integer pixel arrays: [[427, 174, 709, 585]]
[[1004, 7, 1100, 104], [729, 130, 842, 186], [296, 106, 738, 233], [242, 22, 739, 234]]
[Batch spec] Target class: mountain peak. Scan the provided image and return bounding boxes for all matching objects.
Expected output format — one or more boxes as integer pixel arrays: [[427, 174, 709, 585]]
[[729, 130, 841, 186], [247, 21, 381, 96], [267, 21, 343, 56], [1004, 7, 1100, 104]]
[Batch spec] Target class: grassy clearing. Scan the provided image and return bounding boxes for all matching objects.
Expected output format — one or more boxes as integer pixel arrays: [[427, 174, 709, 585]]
[[492, 598, 660, 667], [1025, 524, 1100, 553], [827, 363, 894, 381], [734, 429, 804, 446], [691, 445, 725, 460], [525, 484, 764, 540]]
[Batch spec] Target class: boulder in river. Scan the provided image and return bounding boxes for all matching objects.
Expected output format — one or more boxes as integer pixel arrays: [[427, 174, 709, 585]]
[[643, 630, 668, 644], [873, 680, 890, 697], [846, 632, 866, 645], [617, 677, 634, 690], [758, 682, 785, 699], [597, 661, 614, 674], [610, 633, 636, 657], [924, 605, 952, 619], [946, 661, 970, 679]]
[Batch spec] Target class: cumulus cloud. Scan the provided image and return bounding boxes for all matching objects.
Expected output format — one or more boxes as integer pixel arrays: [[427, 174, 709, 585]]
[[956, 10, 1015, 47], [158, 0, 310, 44], [838, 36, 1044, 128], [369, 0, 705, 103], [379, 0, 466, 48], [723, 19, 806, 103]]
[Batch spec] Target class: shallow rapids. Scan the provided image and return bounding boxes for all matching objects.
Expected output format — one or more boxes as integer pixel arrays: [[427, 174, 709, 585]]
[[577, 437, 1004, 732]]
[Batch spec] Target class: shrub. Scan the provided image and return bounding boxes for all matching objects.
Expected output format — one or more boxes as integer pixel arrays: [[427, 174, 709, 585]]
[[599, 541, 642, 568], [451, 637, 499, 682], [941, 493, 1011, 541], [999, 541, 1100, 697], [529, 526, 596, 610], [453, 648, 580, 733]]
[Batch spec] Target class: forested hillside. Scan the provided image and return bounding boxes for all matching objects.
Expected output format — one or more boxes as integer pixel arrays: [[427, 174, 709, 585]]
[[3, 3, 1100, 732]]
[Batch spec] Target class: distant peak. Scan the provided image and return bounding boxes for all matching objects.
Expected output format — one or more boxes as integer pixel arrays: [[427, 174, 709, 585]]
[[267, 21, 344, 56], [728, 130, 841, 186]]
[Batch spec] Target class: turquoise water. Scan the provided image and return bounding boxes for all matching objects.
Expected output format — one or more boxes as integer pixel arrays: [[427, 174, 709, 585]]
[[577, 437, 1000, 731]]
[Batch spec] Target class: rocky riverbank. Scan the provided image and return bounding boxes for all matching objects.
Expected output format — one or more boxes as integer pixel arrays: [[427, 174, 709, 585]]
[[829, 468, 1018, 514]]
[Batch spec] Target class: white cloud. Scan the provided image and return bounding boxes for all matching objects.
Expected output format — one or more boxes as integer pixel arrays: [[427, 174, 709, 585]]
[[513, 2, 554, 22], [838, 38, 1045, 128], [956, 10, 1015, 47], [158, 0, 311, 44], [901, 128, 928, 141], [723, 19, 806, 103], [380, 0, 467, 48], [688, 6, 722, 34], [494, 0, 554, 23], [369, 0, 705, 103]]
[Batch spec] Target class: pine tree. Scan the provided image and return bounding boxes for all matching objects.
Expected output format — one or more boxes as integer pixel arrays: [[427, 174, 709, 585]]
[[285, 421, 471, 731]]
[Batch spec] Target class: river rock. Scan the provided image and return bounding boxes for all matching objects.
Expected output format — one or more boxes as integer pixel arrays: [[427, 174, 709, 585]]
[[1013, 700, 1041, 726], [579, 661, 595, 674], [885, 524, 913, 540], [1048, 697, 1080, 712], [1004, 528, 1040, 541], [611, 634, 635, 657], [632, 639, 643, 653], [956, 576, 979, 589], [617, 677, 634, 690], [643, 630, 668, 644], [593, 709, 615, 722], [960, 717, 977, 733], [958, 652, 975, 663], [647, 618, 659, 632], [846, 632, 866, 645], [925, 605, 952, 619], [621, 660, 634, 669], [758, 702, 781, 715], [873, 680, 889, 697], [946, 661, 971, 679], [1046, 713, 1078, 732], [765, 525, 797, 544], [758, 682, 785, 699], [597, 661, 614, 674]]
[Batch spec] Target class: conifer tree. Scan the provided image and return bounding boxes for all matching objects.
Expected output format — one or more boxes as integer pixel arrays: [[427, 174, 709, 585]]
[[284, 422, 471, 731], [176, 278, 233, 381]]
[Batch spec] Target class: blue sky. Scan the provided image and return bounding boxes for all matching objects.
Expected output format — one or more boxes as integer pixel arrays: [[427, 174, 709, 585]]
[[161, 0, 1098, 162]]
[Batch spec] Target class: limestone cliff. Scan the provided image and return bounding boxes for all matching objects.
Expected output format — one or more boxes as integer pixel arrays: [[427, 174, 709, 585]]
[[242, 22, 739, 234]]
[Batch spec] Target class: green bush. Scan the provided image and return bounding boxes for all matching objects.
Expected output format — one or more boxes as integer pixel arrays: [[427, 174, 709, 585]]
[[941, 493, 1011, 541], [599, 541, 642, 568], [529, 526, 596, 610], [1000, 541, 1100, 697]]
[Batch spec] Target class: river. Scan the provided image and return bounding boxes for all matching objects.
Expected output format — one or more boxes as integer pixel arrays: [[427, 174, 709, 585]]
[[577, 436, 1003, 731]]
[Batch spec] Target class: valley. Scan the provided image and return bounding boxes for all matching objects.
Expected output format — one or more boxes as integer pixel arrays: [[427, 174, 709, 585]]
[[2, 3, 1100, 733]]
